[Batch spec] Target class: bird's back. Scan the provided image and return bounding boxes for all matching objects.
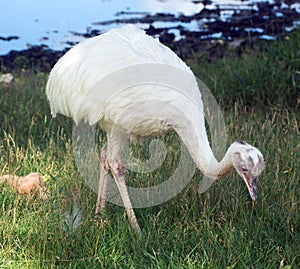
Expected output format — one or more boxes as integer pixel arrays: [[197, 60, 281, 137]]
[[46, 25, 202, 133]]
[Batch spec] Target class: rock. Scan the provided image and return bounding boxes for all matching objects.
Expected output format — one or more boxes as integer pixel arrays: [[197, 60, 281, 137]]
[[0, 172, 49, 199], [0, 46, 65, 72], [0, 35, 19, 41], [0, 73, 13, 84]]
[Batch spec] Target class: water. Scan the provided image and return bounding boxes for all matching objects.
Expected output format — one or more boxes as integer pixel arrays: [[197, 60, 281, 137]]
[[0, 0, 299, 55]]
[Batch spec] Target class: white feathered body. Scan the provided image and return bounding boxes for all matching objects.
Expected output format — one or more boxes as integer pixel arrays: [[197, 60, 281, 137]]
[[46, 25, 213, 170]]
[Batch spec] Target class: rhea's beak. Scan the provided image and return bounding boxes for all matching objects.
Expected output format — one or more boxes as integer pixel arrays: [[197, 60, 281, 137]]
[[243, 175, 258, 201]]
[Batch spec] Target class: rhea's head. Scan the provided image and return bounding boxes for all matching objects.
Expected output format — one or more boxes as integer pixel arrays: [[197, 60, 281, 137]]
[[230, 141, 265, 201]]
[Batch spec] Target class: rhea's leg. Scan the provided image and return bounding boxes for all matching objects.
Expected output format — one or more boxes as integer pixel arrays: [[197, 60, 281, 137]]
[[109, 158, 142, 235], [95, 145, 109, 219]]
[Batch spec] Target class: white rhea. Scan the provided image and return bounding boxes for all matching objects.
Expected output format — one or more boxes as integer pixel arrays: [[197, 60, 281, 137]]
[[46, 25, 265, 234]]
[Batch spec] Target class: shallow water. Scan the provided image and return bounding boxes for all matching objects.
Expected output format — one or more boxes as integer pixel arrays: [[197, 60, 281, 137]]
[[0, 0, 299, 55]]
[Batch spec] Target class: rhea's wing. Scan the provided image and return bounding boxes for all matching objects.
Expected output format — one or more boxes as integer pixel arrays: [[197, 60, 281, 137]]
[[45, 25, 200, 125]]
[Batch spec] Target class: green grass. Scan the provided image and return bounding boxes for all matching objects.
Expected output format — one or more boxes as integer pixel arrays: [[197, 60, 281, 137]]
[[189, 29, 300, 109], [0, 30, 299, 268]]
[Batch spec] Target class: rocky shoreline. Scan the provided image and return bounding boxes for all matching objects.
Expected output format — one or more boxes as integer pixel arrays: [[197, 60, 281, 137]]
[[0, 0, 299, 72]]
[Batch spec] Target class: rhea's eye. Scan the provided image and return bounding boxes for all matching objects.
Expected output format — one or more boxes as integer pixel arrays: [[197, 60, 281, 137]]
[[241, 164, 248, 172]]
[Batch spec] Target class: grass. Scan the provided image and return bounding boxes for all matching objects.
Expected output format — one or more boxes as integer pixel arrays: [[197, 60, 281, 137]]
[[0, 30, 299, 268], [189, 29, 300, 109]]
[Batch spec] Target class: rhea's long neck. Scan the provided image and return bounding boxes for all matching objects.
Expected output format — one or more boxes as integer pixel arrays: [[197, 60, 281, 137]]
[[198, 148, 233, 180], [175, 122, 234, 180], [167, 92, 234, 180]]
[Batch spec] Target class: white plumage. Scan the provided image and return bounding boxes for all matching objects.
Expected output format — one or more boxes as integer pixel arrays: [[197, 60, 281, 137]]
[[46, 25, 265, 234], [46, 25, 193, 125]]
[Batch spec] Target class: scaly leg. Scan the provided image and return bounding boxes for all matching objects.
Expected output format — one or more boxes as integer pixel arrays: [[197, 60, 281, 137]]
[[95, 145, 109, 219], [109, 158, 142, 235]]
